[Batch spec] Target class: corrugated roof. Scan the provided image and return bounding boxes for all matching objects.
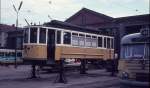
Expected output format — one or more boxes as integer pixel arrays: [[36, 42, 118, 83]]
[[115, 14, 150, 23]]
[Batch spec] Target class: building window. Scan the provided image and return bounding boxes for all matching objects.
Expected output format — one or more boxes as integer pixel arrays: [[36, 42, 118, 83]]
[[63, 32, 71, 44], [30, 28, 37, 43], [39, 28, 46, 43], [72, 33, 79, 46], [79, 34, 85, 46], [104, 37, 107, 48], [98, 37, 102, 47], [85, 35, 91, 47], [57, 31, 61, 44], [24, 28, 28, 43]]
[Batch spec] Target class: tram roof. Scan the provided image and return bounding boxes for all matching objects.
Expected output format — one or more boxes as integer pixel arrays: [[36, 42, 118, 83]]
[[121, 33, 150, 44], [43, 20, 101, 34]]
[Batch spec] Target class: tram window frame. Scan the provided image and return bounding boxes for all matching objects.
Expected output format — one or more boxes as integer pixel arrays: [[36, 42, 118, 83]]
[[63, 32, 71, 44], [24, 28, 29, 43], [107, 38, 111, 49], [85, 35, 92, 47], [111, 38, 114, 49], [39, 28, 46, 43], [72, 33, 79, 46], [145, 44, 150, 59], [91, 36, 97, 47], [30, 28, 38, 43], [124, 46, 132, 58], [57, 30, 61, 44], [98, 37, 102, 47], [104, 37, 107, 48], [79, 34, 85, 46]]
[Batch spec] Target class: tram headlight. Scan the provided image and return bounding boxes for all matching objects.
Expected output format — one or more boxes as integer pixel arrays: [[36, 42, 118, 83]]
[[121, 72, 129, 79]]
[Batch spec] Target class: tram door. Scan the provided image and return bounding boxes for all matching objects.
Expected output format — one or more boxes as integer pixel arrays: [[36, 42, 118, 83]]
[[47, 30, 55, 62]]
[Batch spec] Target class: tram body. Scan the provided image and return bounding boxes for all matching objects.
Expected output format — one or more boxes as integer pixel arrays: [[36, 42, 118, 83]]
[[118, 30, 149, 87], [23, 21, 114, 65]]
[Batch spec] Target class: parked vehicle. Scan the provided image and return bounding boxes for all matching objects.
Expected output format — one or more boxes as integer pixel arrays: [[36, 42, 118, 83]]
[[118, 29, 150, 87]]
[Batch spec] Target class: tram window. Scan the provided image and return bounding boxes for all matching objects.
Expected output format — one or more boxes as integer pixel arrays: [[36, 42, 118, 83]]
[[57, 31, 61, 44], [92, 36, 97, 38], [39, 28, 46, 43], [5, 52, 15, 57], [10, 52, 15, 57], [79, 34, 85, 46], [17, 52, 22, 57], [132, 45, 144, 58], [91, 36, 97, 47], [111, 38, 114, 49], [98, 37, 102, 47], [145, 44, 150, 58], [72, 33, 79, 46], [85, 35, 92, 47], [72, 33, 78, 36], [123, 45, 145, 59], [124, 46, 132, 58], [63, 32, 71, 44], [0, 52, 4, 56], [30, 28, 37, 43], [24, 28, 28, 43], [86, 35, 91, 38], [107, 38, 111, 48], [104, 37, 107, 48], [5, 53, 10, 57]]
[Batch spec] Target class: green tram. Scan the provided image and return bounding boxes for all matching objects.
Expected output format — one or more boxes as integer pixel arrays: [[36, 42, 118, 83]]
[[118, 29, 150, 87]]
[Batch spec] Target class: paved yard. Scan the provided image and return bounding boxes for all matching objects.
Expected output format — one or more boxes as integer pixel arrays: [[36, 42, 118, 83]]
[[0, 65, 120, 88]]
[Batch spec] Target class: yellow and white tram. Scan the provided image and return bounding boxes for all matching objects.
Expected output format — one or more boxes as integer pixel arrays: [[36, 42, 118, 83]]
[[22, 20, 114, 81], [23, 20, 114, 64]]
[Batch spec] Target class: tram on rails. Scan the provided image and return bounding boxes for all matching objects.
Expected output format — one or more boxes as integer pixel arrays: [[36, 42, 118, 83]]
[[118, 28, 150, 87], [23, 20, 114, 81]]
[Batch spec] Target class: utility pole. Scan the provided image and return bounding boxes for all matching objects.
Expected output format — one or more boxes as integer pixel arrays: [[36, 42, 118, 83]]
[[12, 1, 23, 68]]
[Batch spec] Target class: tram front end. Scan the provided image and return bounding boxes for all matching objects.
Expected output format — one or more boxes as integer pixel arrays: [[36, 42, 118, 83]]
[[118, 31, 150, 87], [23, 26, 48, 65]]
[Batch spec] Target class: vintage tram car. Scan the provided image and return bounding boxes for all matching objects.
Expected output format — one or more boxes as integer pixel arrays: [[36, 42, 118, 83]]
[[23, 20, 114, 81]]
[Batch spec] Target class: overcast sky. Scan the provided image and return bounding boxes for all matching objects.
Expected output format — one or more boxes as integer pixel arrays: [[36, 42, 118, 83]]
[[1, 0, 149, 27]]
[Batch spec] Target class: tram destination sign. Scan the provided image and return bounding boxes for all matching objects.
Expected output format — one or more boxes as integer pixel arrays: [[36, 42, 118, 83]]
[[132, 37, 150, 43]]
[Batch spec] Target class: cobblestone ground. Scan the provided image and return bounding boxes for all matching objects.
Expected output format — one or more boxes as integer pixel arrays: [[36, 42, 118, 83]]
[[0, 65, 120, 88]]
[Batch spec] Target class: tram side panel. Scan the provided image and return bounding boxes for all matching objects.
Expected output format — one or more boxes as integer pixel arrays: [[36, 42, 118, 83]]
[[23, 45, 114, 63], [55, 46, 114, 61], [23, 45, 47, 61]]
